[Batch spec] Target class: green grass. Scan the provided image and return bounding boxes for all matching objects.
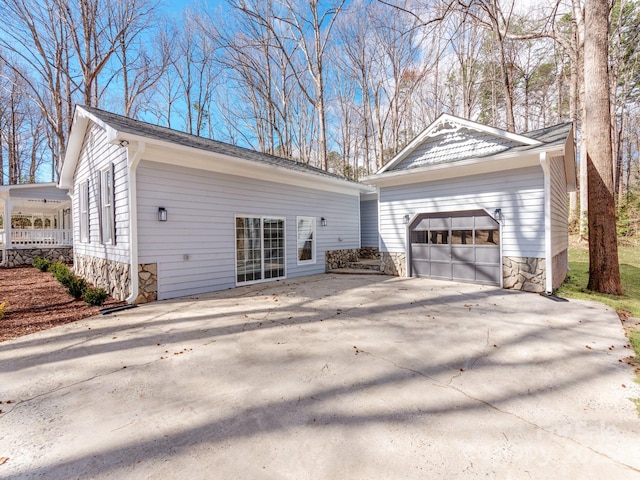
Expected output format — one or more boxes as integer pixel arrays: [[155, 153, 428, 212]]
[[557, 242, 640, 317]]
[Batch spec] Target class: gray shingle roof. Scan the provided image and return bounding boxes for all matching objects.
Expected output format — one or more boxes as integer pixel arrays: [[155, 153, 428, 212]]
[[388, 121, 572, 172], [79, 105, 350, 183]]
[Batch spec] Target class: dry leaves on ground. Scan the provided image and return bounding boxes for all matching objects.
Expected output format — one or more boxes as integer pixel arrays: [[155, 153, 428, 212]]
[[0, 266, 125, 342]]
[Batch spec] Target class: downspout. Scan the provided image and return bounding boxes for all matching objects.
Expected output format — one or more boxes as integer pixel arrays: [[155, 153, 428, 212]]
[[125, 141, 146, 304], [539, 152, 553, 294]]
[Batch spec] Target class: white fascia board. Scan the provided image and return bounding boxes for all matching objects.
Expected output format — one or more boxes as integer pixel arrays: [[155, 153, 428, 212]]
[[363, 152, 541, 188], [360, 191, 378, 201], [112, 133, 375, 197], [376, 113, 543, 175], [0, 182, 58, 192], [59, 112, 89, 190], [59, 106, 116, 190]]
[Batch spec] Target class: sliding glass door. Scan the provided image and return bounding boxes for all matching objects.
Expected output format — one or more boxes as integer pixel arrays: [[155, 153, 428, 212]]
[[236, 216, 285, 284]]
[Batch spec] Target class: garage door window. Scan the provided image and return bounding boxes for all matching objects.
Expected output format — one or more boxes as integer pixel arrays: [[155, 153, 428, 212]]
[[475, 230, 499, 245], [451, 230, 473, 245]]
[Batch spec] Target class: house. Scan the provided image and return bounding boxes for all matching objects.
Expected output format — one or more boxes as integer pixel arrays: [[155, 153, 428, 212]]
[[59, 106, 373, 303], [0, 183, 72, 267], [361, 114, 577, 294]]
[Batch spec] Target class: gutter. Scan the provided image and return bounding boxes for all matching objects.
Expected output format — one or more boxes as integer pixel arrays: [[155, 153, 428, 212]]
[[125, 141, 146, 304]]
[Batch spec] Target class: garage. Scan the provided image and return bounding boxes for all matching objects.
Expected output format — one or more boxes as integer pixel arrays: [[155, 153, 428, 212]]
[[409, 210, 501, 285]]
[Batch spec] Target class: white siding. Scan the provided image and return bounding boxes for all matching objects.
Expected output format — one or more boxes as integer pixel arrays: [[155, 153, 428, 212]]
[[136, 161, 360, 300], [360, 199, 379, 247], [72, 124, 130, 263], [379, 166, 545, 258], [550, 156, 569, 256]]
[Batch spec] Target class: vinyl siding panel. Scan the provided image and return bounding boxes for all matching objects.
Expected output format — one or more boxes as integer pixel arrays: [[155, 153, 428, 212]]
[[379, 166, 545, 258], [136, 161, 360, 300], [360, 199, 379, 247], [72, 123, 130, 264], [550, 156, 569, 256]]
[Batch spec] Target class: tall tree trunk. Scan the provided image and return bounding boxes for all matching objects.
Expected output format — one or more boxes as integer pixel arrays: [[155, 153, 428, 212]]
[[584, 0, 622, 295]]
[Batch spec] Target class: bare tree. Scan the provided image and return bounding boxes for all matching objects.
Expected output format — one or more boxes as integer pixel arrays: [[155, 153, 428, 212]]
[[584, 0, 622, 294], [0, 0, 73, 175], [108, 0, 167, 118], [456, 0, 518, 132]]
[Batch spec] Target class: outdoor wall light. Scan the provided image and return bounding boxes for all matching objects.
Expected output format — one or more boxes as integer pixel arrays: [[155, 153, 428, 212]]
[[494, 208, 502, 219], [403, 214, 411, 225], [158, 207, 167, 222], [321, 217, 327, 227], [119, 140, 129, 147]]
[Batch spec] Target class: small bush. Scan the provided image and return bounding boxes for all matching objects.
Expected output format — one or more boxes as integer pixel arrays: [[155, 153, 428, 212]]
[[33, 256, 51, 272], [0, 301, 9, 320], [83, 287, 108, 307], [50, 262, 74, 288], [67, 276, 88, 299]]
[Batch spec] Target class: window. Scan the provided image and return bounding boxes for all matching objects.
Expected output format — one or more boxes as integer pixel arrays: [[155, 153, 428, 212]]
[[100, 165, 115, 244], [296, 217, 316, 264], [236, 216, 285, 284], [80, 180, 89, 242]]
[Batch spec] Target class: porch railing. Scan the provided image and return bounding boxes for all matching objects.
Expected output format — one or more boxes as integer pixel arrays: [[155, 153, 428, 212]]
[[3, 229, 73, 246]]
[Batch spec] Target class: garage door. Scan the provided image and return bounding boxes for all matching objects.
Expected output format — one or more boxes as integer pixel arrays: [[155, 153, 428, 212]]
[[409, 210, 501, 286]]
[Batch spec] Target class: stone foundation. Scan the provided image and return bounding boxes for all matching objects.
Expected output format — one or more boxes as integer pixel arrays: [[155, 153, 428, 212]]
[[136, 263, 158, 304], [552, 249, 568, 290], [325, 249, 359, 270], [74, 254, 130, 301], [503, 256, 545, 293], [4, 247, 73, 267], [381, 252, 406, 277]]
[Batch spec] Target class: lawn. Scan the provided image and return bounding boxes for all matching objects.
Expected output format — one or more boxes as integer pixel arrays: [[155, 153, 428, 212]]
[[557, 239, 640, 317]]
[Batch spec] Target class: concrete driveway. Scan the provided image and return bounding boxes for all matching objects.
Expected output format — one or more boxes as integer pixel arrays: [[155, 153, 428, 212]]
[[1, 274, 639, 479]]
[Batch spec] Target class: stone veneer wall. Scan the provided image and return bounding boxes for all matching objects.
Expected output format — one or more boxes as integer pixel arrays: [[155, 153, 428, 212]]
[[325, 249, 359, 270], [551, 249, 568, 290], [137, 263, 158, 304], [358, 247, 380, 259], [502, 256, 546, 293], [74, 254, 130, 301], [4, 247, 73, 267], [381, 252, 406, 277]]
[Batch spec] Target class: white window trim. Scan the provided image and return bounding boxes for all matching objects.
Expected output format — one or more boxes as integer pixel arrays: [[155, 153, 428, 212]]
[[100, 164, 115, 245], [234, 214, 287, 286], [80, 180, 89, 243], [296, 216, 316, 265]]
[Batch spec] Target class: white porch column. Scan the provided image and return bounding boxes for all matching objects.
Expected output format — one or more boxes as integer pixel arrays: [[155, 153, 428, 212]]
[[1, 192, 11, 267]]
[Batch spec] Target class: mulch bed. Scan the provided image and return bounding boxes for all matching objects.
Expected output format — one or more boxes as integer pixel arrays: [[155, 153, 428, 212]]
[[0, 265, 125, 342]]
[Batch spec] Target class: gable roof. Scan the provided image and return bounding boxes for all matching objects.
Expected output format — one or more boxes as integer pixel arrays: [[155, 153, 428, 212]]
[[364, 114, 576, 189], [60, 106, 373, 195]]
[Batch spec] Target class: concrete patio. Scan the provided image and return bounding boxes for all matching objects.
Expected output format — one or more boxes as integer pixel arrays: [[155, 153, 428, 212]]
[[0, 274, 638, 479]]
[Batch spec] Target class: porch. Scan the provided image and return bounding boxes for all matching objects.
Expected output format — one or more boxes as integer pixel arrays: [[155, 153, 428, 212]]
[[0, 183, 73, 267]]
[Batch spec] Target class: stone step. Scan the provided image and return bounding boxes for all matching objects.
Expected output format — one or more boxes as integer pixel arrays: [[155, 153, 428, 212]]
[[346, 259, 381, 271], [327, 268, 386, 275]]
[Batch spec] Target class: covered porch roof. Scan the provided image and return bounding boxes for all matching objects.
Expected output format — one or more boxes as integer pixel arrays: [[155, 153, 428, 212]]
[[0, 183, 71, 216], [1, 184, 72, 260]]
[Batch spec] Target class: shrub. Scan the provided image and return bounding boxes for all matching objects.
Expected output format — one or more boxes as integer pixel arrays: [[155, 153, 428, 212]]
[[83, 287, 108, 307], [50, 262, 74, 288], [0, 301, 8, 320], [33, 256, 51, 272], [67, 276, 88, 299]]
